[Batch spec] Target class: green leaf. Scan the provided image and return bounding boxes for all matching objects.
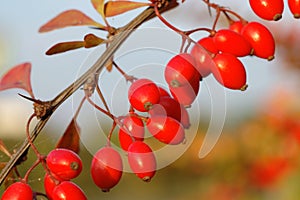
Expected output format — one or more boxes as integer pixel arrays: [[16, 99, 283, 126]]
[[39, 9, 105, 32], [104, 1, 150, 17], [0, 62, 34, 97], [46, 41, 85, 55]]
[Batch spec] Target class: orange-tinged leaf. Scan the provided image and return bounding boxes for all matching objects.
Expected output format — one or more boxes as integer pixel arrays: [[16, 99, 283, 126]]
[[39, 9, 105, 32], [46, 41, 85, 55], [56, 118, 81, 154], [106, 56, 114, 71], [0, 140, 11, 157], [91, 0, 106, 19], [0, 62, 34, 97], [104, 1, 150, 17], [84, 33, 106, 48]]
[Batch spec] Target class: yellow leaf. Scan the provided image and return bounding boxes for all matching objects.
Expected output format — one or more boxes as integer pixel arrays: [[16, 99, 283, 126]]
[[91, 0, 106, 19], [39, 9, 105, 32], [104, 1, 150, 17]]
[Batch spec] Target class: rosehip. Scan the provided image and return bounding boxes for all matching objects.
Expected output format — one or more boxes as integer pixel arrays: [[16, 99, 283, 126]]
[[213, 29, 252, 57], [52, 181, 87, 200], [164, 53, 199, 87], [241, 22, 275, 61], [1, 182, 33, 200], [128, 78, 160, 112], [190, 37, 217, 77], [146, 115, 185, 145], [212, 53, 247, 90], [127, 141, 156, 182], [249, 0, 284, 21], [288, 0, 300, 18], [91, 146, 123, 192], [46, 148, 82, 181]]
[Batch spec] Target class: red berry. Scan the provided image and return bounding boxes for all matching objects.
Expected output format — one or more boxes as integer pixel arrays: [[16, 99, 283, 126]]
[[146, 116, 185, 145], [118, 115, 144, 151], [229, 20, 246, 34], [52, 181, 87, 200], [241, 22, 275, 61], [213, 29, 252, 57], [44, 173, 61, 199], [119, 128, 136, 151], [148, 96, 182, 123], [158, 86, 170, 97], [164, 53, 199, 87], [121, 115, 144, 140], [91, 147, 123, 192], [128, 79, 160, 112], [249, 0, 284, 21], [1, 182, 33, 200], [46, 148, 82, 181], [127, 141, 156, 182], [191, 37, 217, 77], [169, 73, 200, 106], [212, 53, 247, 90], [288, 0, 300, 18]]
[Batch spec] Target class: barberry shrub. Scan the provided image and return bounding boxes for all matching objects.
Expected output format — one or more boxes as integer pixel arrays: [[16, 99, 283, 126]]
[[0, 0, 297, 199]]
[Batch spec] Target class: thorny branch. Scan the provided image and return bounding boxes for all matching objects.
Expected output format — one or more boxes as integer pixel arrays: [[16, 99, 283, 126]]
[[0, 0, 179, 185]]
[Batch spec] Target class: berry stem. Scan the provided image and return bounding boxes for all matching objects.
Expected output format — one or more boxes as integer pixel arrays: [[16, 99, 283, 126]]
[[113, 61, 137, 83], [74, 96, 86, 121], [85, 93, 115, 120], [107, 121, 117, 146], [23, 158, 41, 183], [26, 114, 40, 157], [154, 4, 182, 34], [95, 83, 111, 113]]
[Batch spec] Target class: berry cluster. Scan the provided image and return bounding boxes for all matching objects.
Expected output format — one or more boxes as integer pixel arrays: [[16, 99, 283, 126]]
[[191, 20, 275, 90], [1, 148, 87, 200], [0, 0, 281, 198], [249, 0, 300, 20], [44, 148, 87, 199]]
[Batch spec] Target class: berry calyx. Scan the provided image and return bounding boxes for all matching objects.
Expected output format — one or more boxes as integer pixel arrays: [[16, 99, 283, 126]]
[[288, 0, 300, 18]]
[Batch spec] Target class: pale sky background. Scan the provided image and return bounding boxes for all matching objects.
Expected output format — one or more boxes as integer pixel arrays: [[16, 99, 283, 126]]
[[0, 0, 296, 142]]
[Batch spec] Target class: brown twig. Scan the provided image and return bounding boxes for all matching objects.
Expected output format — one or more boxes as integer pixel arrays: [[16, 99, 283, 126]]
[[0, 0, 179, 185]]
